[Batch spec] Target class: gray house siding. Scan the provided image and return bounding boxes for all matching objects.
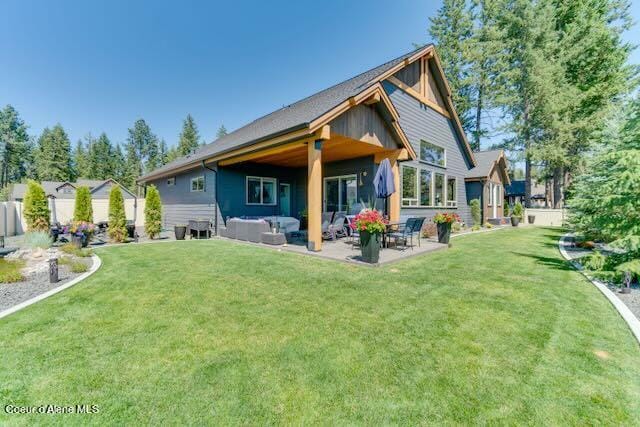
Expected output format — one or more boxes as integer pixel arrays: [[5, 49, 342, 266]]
[[149, 167, 217, 230], [383, 80, 473, 226]]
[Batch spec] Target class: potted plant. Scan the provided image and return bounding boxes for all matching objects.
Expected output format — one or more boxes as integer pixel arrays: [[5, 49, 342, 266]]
[[174, 224, 187, 240], [511, 202, 523, 227], [352, 209, 387, 263], [528, 214, 536, 224], [433, 213, 460, 244], [64, 221, 95, 248]]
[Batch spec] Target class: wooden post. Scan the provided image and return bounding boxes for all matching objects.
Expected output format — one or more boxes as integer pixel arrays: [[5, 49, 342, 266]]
[[307, 139, 323, 251], [389, 157, 400, 223]]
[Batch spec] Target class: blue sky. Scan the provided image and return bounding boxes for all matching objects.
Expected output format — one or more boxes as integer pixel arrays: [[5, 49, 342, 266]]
[[1, 0, 638, 150]]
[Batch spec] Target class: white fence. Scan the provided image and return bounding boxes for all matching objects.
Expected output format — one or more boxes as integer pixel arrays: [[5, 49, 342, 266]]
[[524, 208, 567, 227], [0, 199, 146, 236]]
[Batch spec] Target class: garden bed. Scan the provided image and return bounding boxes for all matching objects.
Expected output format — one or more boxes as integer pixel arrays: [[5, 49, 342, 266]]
[[0, 245, 93, 312]]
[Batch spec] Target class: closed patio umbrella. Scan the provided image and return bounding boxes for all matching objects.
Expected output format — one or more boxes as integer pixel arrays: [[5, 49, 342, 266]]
[[373, 158, 396, 216]]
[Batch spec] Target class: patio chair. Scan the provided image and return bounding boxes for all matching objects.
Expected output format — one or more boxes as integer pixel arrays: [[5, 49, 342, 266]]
[[346, 215, 360, 248], [320, 211, 335, 240], [388, 217, 426, 250], [327, 211, 347, 240]]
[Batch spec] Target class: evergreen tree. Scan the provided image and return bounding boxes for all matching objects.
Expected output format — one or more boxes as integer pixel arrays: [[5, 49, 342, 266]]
[[0, 105, 31, 187], [74, 186, 93, 223], [177, 114, 200, 155], [429, 0, 475, 134], [123, 119, 158, 190], [73, 139, 89, 179], [112, 144, 126, 183], [108, 185, 127, 242], [23, 180, 50, 231], [144, 184, 162, 239], [34, 124, 73, 181], [165, 146, 180, 163], [216, 124, 228, 139], [159, 139, 169, 165]]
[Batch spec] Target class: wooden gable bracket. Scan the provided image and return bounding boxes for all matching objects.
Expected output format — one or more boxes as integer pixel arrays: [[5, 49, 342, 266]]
[[364, 93, 381, 105]]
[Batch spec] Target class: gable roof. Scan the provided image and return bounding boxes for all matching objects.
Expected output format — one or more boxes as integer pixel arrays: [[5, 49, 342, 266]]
[[465, 149, 510, 184], [139, 45, 476, 183], [10, 179, 121, 200], [89, 178, 137, 198]]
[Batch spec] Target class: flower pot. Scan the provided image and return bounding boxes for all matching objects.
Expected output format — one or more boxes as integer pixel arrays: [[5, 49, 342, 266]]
[[174, 225, 187, 240], [437, 223, 452, 244], [72, 235, 88, 249], [359, 230, 381, 263], [511, 216, 520, 227], [528, 215, 536, 224]]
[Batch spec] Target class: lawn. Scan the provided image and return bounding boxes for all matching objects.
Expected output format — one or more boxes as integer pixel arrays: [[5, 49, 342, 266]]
[[1, 227, 639, 425]]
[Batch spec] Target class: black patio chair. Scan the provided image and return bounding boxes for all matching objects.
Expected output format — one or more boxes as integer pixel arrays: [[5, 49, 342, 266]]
[[388, 217, 426, 250], [321, 212, 335, 240], [327, 211, 347, 240]]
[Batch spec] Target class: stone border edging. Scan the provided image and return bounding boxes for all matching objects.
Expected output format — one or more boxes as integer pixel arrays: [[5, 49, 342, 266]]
[[0, 254, 102, 320], [559, 233, 640, 345]]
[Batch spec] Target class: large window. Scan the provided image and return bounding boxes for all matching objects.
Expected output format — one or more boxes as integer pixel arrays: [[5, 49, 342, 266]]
[[434, 173, 445, 206], [246, 176, 276, 205], [420, 169, 432, 206], [447, 177, 457, 207], [420, 140, 446, 167], [190, 176, 205, 192], [401, 165, 418, 207]]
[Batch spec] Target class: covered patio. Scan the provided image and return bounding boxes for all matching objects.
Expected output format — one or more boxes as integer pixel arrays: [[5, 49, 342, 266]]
[[214, 86, 416, 253]]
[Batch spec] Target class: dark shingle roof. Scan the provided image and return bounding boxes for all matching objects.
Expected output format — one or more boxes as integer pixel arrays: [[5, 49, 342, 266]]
[[11, 179, 109, 200], [465, 150, 503, 179], [139, 45, 434, 182]]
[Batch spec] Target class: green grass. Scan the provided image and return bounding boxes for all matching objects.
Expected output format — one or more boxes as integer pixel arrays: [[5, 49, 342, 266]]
[[1, 227, 639, 425], [0, 259, 24, 283]]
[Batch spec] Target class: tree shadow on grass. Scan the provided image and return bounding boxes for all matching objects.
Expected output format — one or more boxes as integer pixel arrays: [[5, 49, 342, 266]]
[[513, 252, 573, 271]]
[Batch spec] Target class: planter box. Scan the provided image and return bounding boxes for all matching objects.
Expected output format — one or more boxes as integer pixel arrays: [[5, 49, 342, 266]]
[[359, 230, 381, 263], [436, 223, 451, 244]]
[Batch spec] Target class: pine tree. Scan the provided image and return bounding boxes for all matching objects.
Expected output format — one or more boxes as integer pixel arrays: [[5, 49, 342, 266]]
[[108, 185, 127, 242], [216, 124, 228, 139], [429, 0, 475, 134], [111, 144, 126, 183], [0, 105, 31, 187], [73, 139, 89, 179], [34, 124, 73, 181], [144, 184, 162, 239], [123, 119, 157, 190], [74, 186, 93, 223], [177, 114, 200, 155], [23, 180, 50, 231], [159, 139, 169, 165]]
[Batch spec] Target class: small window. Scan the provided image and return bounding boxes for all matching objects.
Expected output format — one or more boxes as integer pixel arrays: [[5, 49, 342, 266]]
[[434, 173, 445, 206], [401, 165, 418, 207], [420, 169, 432, 207], [246, 176, 277, 205], [446, 176, 457, 207], [190, 176, 205, 192], [420, 140, 446, 167], [167, 177, 175, 186]]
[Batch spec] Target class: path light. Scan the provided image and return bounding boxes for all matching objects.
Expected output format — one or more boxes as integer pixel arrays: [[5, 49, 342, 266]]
[[621, 271, 632, 294], [49, 258, 58, 284]]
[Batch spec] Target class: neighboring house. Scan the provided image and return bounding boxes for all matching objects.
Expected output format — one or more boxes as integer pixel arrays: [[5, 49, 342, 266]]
[[505, 180, 546, 208], [10, 179, 136, 201], [464, 150, 510, 224], [138, 45, 484, 251]]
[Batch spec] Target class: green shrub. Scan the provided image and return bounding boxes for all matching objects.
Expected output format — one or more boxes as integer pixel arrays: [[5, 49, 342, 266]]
[[58, 256, 88, 273], [484, 222, 494, 229], [144, 185, 162, 239], [583, 251, 606, 271], [23, 180, 50, 231], [23, 231, 52, 249], [471, 224, 481, 231], [452, 222, 462, 233], [60, 243, 93, 257], [470, 199, 481, 226], [108, 185, 127, 243], [74, 186, 93, 223], [503, 204, 511, 217], [512, 202, 523, 219], [0, 259, 24, 283]]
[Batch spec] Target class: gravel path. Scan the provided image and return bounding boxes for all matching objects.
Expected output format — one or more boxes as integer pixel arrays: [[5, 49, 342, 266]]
[[0, 261, 91, 312]]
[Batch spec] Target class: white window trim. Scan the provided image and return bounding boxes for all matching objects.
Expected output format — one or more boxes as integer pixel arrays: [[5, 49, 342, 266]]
[[322, 174, 358, 212], [246, 176, 277, 206], [446, 176, 458, 207], [419, 140, 447, 168], [401, 165, 418, 207], [401, 165, 459, 209], [190, 176, 205, 192], [167, 177, 176, 186]]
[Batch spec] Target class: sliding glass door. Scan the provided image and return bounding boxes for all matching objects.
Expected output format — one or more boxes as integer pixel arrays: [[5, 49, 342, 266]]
[[323, 175, 357, 213]]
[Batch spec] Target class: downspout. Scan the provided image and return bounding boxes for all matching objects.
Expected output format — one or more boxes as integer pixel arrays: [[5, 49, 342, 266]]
[[201, 160, 218, 235]]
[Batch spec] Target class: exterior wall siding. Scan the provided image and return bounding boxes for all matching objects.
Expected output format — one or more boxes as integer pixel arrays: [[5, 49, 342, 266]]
[[383, 80, 473, 226], [148, 167, 217, 230]]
